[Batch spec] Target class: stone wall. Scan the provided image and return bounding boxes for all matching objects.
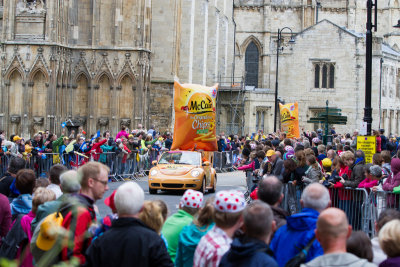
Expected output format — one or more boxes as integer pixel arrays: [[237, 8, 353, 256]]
[[233, 0, 400, 135], [0, 0, 152, 138]]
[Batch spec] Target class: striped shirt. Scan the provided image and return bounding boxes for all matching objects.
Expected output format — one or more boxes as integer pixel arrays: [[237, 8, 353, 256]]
[[193, 226, 232, 267]]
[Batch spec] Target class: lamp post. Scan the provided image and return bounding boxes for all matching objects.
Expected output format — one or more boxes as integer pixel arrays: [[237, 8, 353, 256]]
[[379, 58, 383, 129], [316, 2, 322, 23], [274, 28, 295, 132], [363, 0, 377, 136]]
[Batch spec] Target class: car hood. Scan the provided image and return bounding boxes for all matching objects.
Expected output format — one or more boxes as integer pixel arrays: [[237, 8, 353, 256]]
[[157, 165, 197, 176]]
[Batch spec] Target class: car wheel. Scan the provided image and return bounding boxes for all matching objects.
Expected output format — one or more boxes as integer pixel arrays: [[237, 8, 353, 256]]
[[209, 175, 217, 193], [149, 188, 157, 195], [200, 177, 206, 194]]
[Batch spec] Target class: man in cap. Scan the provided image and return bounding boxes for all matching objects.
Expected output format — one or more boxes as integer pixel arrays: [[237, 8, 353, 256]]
[[86, 182, 173, 267], [10, 135, 22, 158], [194, 190, 246, 267], [162, 189, 203, 262], [266, 150, 284, 181]]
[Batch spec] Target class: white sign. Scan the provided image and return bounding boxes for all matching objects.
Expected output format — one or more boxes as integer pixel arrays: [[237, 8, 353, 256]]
[[360, 122, 367, 136]]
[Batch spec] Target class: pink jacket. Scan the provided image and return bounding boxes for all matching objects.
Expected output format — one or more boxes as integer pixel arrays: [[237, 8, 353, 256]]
[[115, 130, 129, 141], [237, 160, 255, 171], [18, 211, 35, 267], [358, 178, 378, 189]]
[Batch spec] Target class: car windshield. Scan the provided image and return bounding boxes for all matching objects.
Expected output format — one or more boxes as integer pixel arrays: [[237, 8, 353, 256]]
[[158, 152, 200, 165]]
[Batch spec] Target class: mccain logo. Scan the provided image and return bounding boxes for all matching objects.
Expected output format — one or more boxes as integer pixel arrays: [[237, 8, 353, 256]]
[[181, 97, 215, 114]]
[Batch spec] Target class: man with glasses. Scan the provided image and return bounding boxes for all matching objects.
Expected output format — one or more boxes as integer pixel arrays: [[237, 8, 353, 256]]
[[60, 162, 110, 265], [265, 150, 284, 181]]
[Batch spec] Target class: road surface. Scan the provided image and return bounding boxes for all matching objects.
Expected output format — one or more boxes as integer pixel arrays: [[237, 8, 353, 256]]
[[97, 171, 246, 217]]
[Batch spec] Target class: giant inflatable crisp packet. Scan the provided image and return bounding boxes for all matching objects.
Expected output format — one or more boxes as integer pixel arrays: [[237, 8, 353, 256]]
[[171, 81, 218, 151], [279, 102, 300, 139]]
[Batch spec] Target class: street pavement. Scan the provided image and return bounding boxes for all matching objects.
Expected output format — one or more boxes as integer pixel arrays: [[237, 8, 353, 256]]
[[97, 171, 247, 217]]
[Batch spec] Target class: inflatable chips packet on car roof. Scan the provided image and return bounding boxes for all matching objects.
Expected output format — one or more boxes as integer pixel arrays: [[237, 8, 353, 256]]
[[279, 102, 300, 139], [171, 81, 218, 151]]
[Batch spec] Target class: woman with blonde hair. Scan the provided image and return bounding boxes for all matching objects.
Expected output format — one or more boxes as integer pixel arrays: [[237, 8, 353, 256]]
[[139, 200, 165, 234], [378, 219, 400, 266]]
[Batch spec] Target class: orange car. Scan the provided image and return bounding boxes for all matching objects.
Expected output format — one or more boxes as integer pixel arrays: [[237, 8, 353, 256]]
[[148, 150, 217, 194]]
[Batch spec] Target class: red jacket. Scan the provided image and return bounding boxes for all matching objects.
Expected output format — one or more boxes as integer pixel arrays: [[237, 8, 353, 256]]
[[334, 166, 353, 200], [61, 194, 96, 265], [90, 139, 107, 161]]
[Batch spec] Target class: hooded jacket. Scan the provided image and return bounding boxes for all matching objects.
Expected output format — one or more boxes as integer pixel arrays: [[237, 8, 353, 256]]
[[383, 158, 400, 192], [270, 208, 323, 267], [219, 237, 278, 267], [301, 252, 376, 267], [175, 223, 214, 267], [161, 209, 194, 263], [10, 194, 33, 216]]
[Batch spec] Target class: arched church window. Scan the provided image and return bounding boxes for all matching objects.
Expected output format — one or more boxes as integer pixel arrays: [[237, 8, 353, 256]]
[[314, 62, 335, 89], [322, 64, 328, 88], [314, 64, 320, 88], [329, 64, 335, 88], [245, 41, 259, 87]]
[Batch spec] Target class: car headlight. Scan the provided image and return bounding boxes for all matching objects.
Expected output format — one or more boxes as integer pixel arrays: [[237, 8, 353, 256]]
[[191, 170, 200, 177], [150, 170, 158, 176]]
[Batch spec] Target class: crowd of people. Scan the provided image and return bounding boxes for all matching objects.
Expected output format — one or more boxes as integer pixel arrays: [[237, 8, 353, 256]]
[[0, 162, 399, 266], [0, 125, 173, 178], [0, 126, 400, 266]]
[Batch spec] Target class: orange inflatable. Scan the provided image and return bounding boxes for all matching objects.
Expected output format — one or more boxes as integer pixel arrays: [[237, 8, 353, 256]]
[[171, 81, 218, 151], [279, 102, 300, 139]]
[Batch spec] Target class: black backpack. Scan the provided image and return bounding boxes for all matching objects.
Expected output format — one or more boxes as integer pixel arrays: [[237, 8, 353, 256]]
[[0, 214, 28, 260], [284, 236, 316, 267]]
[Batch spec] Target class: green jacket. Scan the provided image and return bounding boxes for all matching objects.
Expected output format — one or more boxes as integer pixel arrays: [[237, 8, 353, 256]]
[[52, 135, 64, 154], [30, 194, 68, 232], [161, 209, 194, 263]]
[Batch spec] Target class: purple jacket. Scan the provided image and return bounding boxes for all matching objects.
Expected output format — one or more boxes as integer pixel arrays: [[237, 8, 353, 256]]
[[383, 158, 400, 192], [379, 256, 400, 267], [0, 193, 11, 239]]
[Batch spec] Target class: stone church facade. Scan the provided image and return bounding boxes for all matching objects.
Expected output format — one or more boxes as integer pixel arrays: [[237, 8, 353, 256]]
[[0, 0, 235, 138], [0, 0, 152, 138], [2, 0, 400, 138]]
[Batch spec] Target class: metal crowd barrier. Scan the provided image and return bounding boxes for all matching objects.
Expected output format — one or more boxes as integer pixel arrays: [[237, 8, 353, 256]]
[[367, 190, 400, 236], [0, 150, 162, 182], [213, 150, 240, 173], [279, 183, 399, 237], [1, 150, 239, 180]]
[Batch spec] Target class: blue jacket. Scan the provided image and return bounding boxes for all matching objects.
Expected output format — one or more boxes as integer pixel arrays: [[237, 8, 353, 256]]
[[10, 194, 32, 216], [270, 208, 323, 267], [175, 223, 214, 267], [219, 237, 278, 267]]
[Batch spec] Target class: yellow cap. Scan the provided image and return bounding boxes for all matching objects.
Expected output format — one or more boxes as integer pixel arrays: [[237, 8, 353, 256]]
[[13, 136, 22, 142], [266, 150, 276, 157], [322, 158, 332, 168], [36, 213, 63, 251]]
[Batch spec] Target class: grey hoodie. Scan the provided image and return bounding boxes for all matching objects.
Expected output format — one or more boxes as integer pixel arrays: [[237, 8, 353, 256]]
[[301, 253, 377, 267]]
